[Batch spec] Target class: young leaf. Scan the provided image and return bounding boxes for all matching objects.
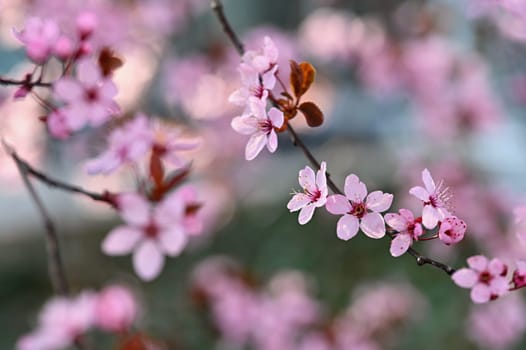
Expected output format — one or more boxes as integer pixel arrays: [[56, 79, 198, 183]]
[[298, 102, 324, 127]]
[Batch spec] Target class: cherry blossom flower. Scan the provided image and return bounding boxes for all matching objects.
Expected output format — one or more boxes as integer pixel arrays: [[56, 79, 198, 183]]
[[438, 216, 467, 245], [409, 168, 451, 229], [94, 285, 138, 332], [150, 121, 201, 168], [13, 17, 60, 64], [85, 114, 153, 175], [228, 62, 269, 109], [326, 174, 393, 240], [231, 97, 284, 161], [17, 292, 97, 350], [287, 162, 328, 225], [384, 209, 423, 257], [242, 36, 279, 89], [452, 255, 509, 303], [53, 59, 120, 132], [102, 193, 187, 281], [163, 185, 203, 236], [512, 260, 526, 290]]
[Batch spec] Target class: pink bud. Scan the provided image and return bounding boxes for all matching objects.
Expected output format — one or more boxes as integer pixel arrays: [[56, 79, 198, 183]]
[[76, 12, 97, 39], [438, 216, 466, 245], [53, 36, 74, 61], [13, 86, 30, 99], [94, 285, 138, 332]]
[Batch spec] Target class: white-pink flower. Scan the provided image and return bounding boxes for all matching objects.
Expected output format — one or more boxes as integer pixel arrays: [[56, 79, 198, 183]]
[[231, 97, 284, 160], [85, 114, 153, 175], [438, 216, 467, 245], [150, 121, 201, 168], [53, 59, 120, 132], [13, 17, 60, 64], [242, 36, 279, 89], [409, 168, 451, 229], [102, 193, 188, 281], [94, 285, 138, 332], [452, 255, 509, 303], [326, 174, 393, 240], [287, 162, 328, 225], [163, 185, 203, 236], [384, 209, 423, 257]]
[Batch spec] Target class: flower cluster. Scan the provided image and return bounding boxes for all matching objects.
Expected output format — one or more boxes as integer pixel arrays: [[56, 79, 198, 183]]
[[17, 285, 138, 350]]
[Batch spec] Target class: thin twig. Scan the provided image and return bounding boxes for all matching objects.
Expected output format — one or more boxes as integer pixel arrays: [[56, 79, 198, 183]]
[[2, 141, 69, 295], [0, 76, 52, 88], [211, 1, 458, 277]]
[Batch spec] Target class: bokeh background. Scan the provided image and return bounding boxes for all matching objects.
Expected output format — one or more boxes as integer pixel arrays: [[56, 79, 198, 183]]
[[2, 0, 526, 348]]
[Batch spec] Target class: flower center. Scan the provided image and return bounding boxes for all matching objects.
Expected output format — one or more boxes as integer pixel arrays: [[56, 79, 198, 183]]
[[350, 201, 367, 219], [479, 271, 493, 284], [305, 189, 321, 203], [258, 119, 273, 134], [250, 84, 265, 99], [85, 87, 99, 102], [144, 221, 159, 238]]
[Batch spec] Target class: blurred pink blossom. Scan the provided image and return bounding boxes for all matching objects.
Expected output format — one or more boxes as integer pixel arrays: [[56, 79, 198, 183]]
[[13, 17, 60, 64], [94, 285, 138, 332]]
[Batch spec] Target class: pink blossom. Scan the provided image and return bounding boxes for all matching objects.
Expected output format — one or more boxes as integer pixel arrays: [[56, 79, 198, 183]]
[[242, 36, 279, 89], [384, 209, 423, 257], [94, 285, 138, 332], [76, 11, 97, 39], [85, 114, 153, 175], [452, 255, 509, 303], [46, 109, 71, 139], [231, 97, 284, 161], [150, 121, 200, 168], [102, 193, 188, 281], [163, 185, 203, 236], [326, 174, 393, 240], [287, 162, 328, 225], [409, 168, 451, 229], [13, 17, 60, 64], [512, 260, 526, 289], [53, 59, 120, 132], [438, 216, 467, 245], [17, 292, 96, 350]]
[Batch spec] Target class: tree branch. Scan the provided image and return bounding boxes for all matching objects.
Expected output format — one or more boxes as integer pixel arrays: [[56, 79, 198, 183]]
[[0, 76, 52, 88], [211, 1, 457, 277]]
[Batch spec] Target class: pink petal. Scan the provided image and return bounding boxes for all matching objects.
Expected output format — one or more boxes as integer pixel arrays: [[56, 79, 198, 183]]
[[267, 130, 278, 153], [298, 204, 316, 225], [133, 240, 164, 281], [268, 108, 284, 128], [467, 255, 489, 272], [245, 132, 267, 160], [299, 166, 316, 193], [315, 161, 327, 192], [231, 116, 257, 135], [489, 277, 509, 297], [344, 174, 367, 202], [399, 208, 415, 222], [53, 78, 83, 102], [488, 258, 507, 276], [384, 213, 408, 232], [336, 214, 359, 241], [102, 226, 142, 255], [228, 88, 249, 106], [159, 228, 187, 257], [422, 168, 436, 193], [422, 205, 439, 229], [99, 80, 118, 100], [248, 97, 267, 120], [390, 233, 412, 257], [325, 194, 351, 215], [84, 151, 121, 175], [116, 193, 150, 227], [77, 59, 102, 86], [360, 212, 386, 239], [365, 191, 393, 213], [287, 193, 311, 212], [409, 186, 429, 202], [471, 284, 491, 303], [452, 268, 478, 288]]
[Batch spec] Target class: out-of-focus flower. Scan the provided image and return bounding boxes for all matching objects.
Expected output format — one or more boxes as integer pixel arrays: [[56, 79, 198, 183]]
[[150, 121, 200, 168], [162, 185, 203, 236], [326, 174, 393, 240], [438, 216, 467, 245], [452, 255, 509, 303], [13, 17, 60, 64], [53, 59, 120, 132], [94, 285, 138, 332], [385, 208, 423, 257], [512, 260, 526, 290], [231, 97, 284, 161], [102, 193, 187, 281], [409, 168, 451, 229], [287, 161, 328, 225]]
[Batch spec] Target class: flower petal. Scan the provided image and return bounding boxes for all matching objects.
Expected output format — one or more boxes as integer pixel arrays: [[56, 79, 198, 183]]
[[53, 78, 83, 102], [422, 205, 439, 229], [488, 258, 507, 276], [384, 213, 408, 232], [467, 255, 489, 272], [360, 212, 386, 239], [336, 214, 359, 241], [101, 226, 142, 255], [231, 116, 257, 135], [298, 204, 316, 225], [471, 284, 491, 304], [366, 191, 393, 213], [245, 132, 267, 160], [390, 233, 412, 257], [326, 195, 351, 215], [344, 174, 367, 202], [452, 268, 478, 288], [422, 168, 436, 193], [287, 193, 310, 212], [116, 193, 150, 227], [267, 130, 278, 153], [159, 228, 187, 257], [133, 240, 164, 281], [315, 161, 327, 192], [409, 186, 429, 202], [268, 107, 284, 128], [299, 165, 316, 193]]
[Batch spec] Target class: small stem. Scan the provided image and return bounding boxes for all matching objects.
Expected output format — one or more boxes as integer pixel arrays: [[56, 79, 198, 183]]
[[0, 76, 52, 88], [210, 0, 245, 55]]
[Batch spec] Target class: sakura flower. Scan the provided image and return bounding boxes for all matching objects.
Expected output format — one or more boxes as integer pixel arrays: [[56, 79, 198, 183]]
[[102, 193, 188, 281], [13, 17, 60, 64], [53, 59, 120, 132], [231, 97, 284, 161], [17, 292, 96, 350], [94, 285, 138, 332], [287, 162, 328, 225], [85, 114, 153, 175], [326, 174, 393, 240], [242, 36, 279, 89], [150, 121, 200, 168], [512, 260, 526, 289], [228, 62, 269, 109], [438, 216, 467, 245], [409, 168, 451, 229], [163, 185, 203, 236], [384, 209, 423, 257], [452, 255, 509, 303]]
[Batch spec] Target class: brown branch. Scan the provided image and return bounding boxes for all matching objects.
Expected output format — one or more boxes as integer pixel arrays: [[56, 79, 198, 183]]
[[2, 141, 69, 295], [0, 76, 52, 88], [211, 1, 458, 277]]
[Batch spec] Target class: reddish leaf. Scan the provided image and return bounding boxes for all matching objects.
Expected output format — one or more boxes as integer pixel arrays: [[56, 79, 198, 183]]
[[289, 60, 316, 99], [298, 101, 324, 127], [98, 47, 123, 76], [149, 152, 164, 187], [289, 60, 302, 99]]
